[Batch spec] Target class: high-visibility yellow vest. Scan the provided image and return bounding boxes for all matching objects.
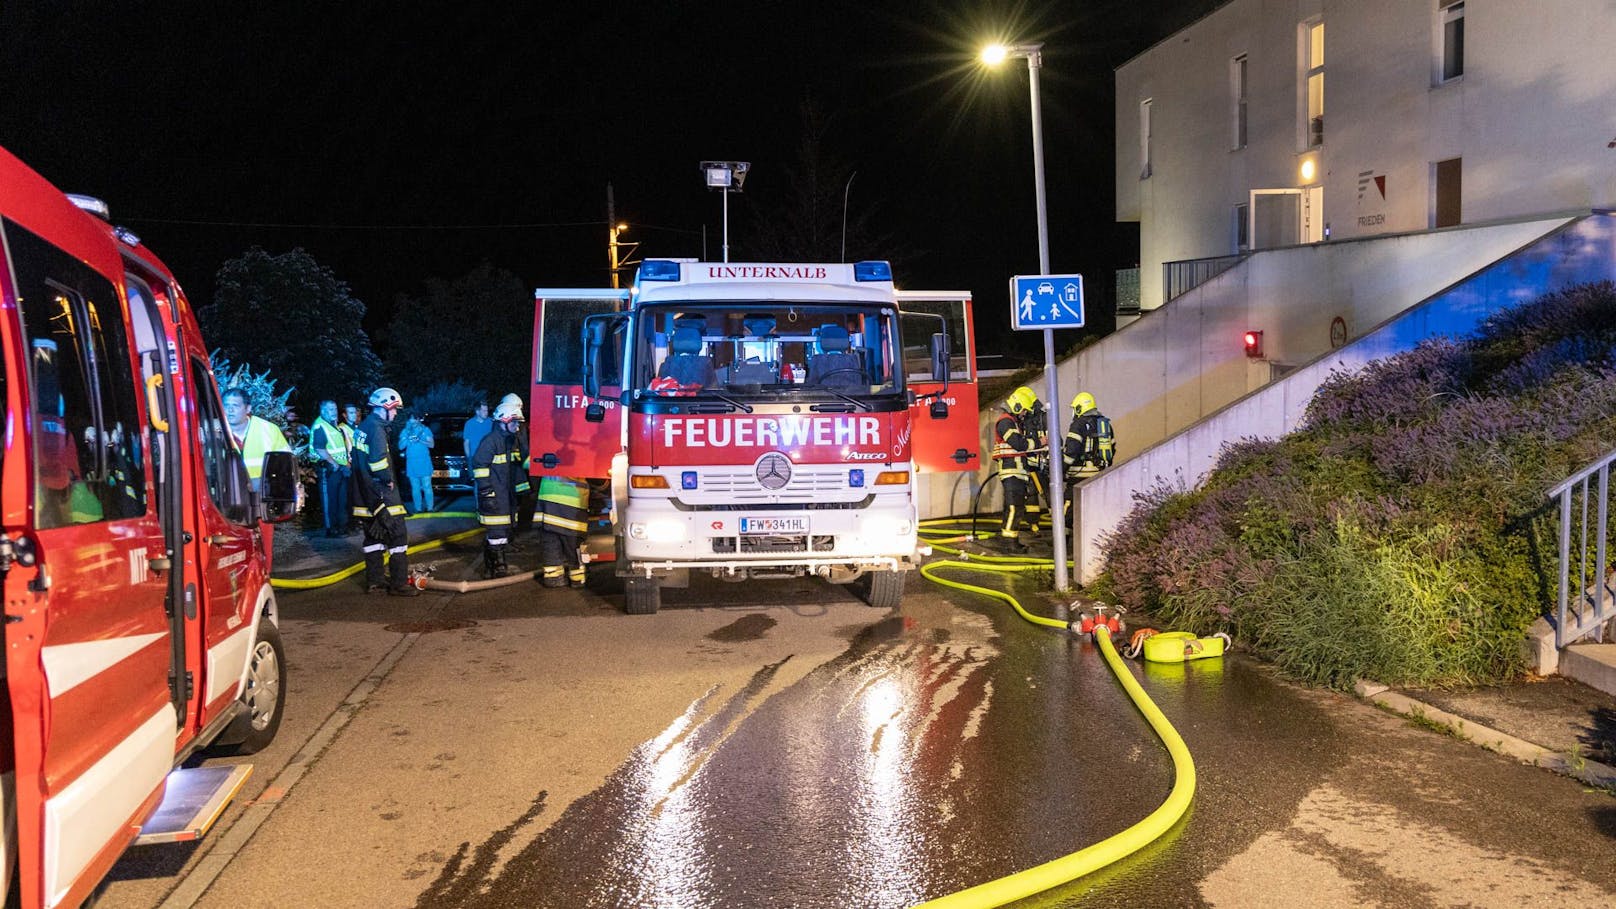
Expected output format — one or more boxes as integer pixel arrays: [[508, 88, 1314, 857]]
[[234, 416, 290, 481], [312, 417, 349, 467]]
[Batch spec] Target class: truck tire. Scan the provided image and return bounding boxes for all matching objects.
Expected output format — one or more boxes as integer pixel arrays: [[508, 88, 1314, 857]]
[[218, 618, 287, 755], [624, 577, 661, 615], [855, 570, 905, 609]]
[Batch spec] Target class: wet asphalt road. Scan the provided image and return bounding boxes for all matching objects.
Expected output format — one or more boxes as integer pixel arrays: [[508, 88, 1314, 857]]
[[99, 535, 1616, 908]]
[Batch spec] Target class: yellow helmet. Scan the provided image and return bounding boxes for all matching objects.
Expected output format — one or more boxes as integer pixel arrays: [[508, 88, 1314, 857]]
[[1006, 386, 1037, 414], [1071, 392, 1097, 415]]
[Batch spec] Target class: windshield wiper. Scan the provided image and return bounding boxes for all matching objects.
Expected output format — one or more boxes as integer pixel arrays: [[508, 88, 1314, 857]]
[[810, 390, 870, 412], [693, 390, 754, 413]]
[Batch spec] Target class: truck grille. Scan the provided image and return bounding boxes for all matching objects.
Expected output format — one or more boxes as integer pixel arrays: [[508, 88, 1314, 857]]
[[694, 466, 858, 503], [712, 535, 836, 554]]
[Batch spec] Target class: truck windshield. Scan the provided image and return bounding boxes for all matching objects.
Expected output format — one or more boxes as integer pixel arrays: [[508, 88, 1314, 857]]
[[634, 304, 901, 399]]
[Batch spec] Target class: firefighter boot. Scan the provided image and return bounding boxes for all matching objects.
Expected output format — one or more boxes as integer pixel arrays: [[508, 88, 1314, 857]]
[[387, 548, 421, 597], [540, 565, 567, 588], [484, 544, 511, 579]]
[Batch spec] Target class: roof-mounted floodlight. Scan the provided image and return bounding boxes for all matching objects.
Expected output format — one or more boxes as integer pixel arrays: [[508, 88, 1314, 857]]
[[65, 193, 111, 221]]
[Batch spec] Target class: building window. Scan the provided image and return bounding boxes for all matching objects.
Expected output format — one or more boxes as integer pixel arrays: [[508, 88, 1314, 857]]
[[1140, 98, 1154, 179], [1234, 202, 1250, 251], [1440, 1, 1465, 82], [1231, 54, 1248, 149], [1303, 20, 1324, 148], [1434, 157, 1462, 227]]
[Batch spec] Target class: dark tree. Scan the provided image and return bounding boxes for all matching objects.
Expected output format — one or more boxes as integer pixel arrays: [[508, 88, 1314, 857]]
[[201, 247, 384, 410], [739, 98, 903, 267], [387, 262, 530, 403]]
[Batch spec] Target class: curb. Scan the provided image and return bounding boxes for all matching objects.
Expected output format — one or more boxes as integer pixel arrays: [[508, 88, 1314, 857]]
[[1354, 679, 1616, 790]]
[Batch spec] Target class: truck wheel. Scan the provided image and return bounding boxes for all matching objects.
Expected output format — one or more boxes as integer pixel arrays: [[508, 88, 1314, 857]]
[[855, 570, 905, 609], [624, 577, 661, 615], [219, 619, 287, 755]]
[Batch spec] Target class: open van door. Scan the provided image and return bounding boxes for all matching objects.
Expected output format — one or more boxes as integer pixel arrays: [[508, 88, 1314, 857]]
[[530, 290, 629, 478], [898, 291, 980, 473], [2, 221, 175, 909]]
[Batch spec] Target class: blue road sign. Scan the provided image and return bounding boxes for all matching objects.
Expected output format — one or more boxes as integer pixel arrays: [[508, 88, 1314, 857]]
[[1009, 274, 1086, 330]]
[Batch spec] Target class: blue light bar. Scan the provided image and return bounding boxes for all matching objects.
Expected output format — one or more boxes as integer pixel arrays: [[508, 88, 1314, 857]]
[[853, 261, 892, 282], [640, 260, 682, 282], [681, 471, 699, 490], [849, 469, 865, 488]]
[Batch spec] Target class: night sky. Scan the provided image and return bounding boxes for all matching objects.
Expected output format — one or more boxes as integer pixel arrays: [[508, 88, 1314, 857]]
[[1, 1, 1214, 359]]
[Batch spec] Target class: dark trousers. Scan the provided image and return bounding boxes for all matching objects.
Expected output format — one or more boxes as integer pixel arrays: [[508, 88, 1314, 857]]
[[539, 528, 584, 587], [362, 510, 410, 588], [1000, 475, 1030, 537], [320, 465, 350, 533]]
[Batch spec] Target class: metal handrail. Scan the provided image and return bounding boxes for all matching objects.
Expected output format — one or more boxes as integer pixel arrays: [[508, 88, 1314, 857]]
[[1550, 445, 1616, 648], [1161, 253, 1247, 303]]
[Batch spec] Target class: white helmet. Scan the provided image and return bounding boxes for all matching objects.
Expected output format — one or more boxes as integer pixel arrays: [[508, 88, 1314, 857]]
[[368, 387, 403, 411], [494, 396, 524, 423]]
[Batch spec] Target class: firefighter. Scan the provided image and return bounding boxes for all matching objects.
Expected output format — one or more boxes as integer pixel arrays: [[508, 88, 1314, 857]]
[[351, 387, 419, 596], [992, 386, 1041, 549], [502, 392, 538, 542], [472, 397, 525, 578], [537, 474, 590, 588], [1024, 396, 1051, 531], [1064, 392, 1116, 482]]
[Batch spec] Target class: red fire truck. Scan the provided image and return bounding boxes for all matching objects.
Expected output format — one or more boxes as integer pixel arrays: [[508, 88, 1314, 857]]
[[1, 147, 297, 908], [531, 260, 978, 614]]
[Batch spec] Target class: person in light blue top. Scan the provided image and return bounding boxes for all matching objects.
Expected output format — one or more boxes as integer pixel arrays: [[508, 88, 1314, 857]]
[[400, 414, 436, 513]]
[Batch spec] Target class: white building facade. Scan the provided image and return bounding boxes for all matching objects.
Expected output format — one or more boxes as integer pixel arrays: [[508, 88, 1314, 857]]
[[1116, 0, 1616, 311]]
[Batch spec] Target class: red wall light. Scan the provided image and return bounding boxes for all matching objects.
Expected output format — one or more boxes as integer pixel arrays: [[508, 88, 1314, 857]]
[[1243, 330, 1264, 358]]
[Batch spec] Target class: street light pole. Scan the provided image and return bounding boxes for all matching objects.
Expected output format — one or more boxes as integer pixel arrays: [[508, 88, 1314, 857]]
[[841, 170, 857, 262], [987, 42, 1071, 592]]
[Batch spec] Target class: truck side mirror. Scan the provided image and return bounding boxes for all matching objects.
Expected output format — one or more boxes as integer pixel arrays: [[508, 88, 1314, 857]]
[[929, 332, 951, 390], [583, 317, 607, 399], [584, 402, 605, 423], [929, 398, 949, 419], [260, 451, 299, 523]]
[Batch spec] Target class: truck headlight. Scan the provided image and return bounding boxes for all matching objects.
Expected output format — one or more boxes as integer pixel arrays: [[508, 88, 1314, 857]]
[[647, 519, 685, 543], [864, 515, 913, 540]]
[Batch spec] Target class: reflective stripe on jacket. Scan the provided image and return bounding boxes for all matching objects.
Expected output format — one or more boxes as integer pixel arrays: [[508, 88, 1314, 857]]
[[312, 417, 349, 467], [538, 475, 589, 537]]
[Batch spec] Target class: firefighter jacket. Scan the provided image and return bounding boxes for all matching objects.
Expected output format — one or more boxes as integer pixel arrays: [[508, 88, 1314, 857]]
[[311, 416, 349, 467], [472, 428, 523, 527], [350, 412, 406, 518], [538, 475, 589, 540], [992, 411, 1034, 479]]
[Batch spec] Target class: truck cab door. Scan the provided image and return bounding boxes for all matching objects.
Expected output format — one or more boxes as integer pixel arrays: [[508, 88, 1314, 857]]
[[530, 291, 629, 478], [898, 292, 980, 472], [2, 230, 174, 909]]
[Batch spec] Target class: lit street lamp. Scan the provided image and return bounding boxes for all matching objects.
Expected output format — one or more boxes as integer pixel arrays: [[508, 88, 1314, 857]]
[[982, 40, 1072, 591], [608, 222, 638, 289], [700, 160, 750, 262]]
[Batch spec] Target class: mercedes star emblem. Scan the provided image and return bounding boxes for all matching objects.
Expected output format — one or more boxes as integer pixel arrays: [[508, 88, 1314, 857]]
[[755, 452, 793, 490]]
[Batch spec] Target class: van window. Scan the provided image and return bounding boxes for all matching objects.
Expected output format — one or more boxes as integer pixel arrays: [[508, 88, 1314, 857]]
[[5, 219, 146, 526], [190, 356, 236, 515]]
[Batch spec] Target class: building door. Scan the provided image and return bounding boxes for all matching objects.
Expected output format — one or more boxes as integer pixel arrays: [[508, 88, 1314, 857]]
[[1434, 157, 1462, 228], [1249, 189, 1301, 249]]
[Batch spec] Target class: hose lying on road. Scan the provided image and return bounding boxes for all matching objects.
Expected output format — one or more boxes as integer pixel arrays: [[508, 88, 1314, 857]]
[[911, 517, 1197, 909], [271, 519, 486, 589], [421, 571, 538, 593]]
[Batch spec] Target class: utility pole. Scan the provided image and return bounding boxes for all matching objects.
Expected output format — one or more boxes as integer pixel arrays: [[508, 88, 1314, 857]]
[[606, 183, 637, 288]]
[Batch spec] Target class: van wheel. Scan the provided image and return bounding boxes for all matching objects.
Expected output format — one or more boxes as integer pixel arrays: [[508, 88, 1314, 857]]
[[624, 577, 661, 615], [855, 570, 905, 609], [220, 619, 287, 755]]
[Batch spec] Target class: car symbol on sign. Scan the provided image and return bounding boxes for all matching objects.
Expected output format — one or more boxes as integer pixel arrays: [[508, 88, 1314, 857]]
[[1036, 282, 1054, 295]]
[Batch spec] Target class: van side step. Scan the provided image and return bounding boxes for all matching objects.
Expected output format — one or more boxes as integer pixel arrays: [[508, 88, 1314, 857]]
[[134, 764, 254, 845]]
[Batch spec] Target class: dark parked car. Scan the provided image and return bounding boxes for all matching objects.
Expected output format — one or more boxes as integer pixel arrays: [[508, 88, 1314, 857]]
[[422, 412, 473, 491]]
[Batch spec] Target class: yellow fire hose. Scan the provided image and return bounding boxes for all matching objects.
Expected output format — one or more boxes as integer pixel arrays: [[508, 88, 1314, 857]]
[[270, 511, 484, 589], [911, 517, 1197, 908]]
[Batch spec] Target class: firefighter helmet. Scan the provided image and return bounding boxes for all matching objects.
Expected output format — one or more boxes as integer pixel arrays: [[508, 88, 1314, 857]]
[[368, 387, 403, 411], [1071, 392, 1097, 415], [1006, 386, 1037, 414], [494, 397, 524, 423]]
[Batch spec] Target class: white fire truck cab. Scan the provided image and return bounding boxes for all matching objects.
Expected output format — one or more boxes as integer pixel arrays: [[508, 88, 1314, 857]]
[[530, 259, 979, 614], [1, 146, 297, 908]]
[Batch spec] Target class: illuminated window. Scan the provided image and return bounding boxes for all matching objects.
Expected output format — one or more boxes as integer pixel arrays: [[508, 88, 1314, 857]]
[[1302, 20, 1324, 148], [1140, 98, 1154, 179]]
